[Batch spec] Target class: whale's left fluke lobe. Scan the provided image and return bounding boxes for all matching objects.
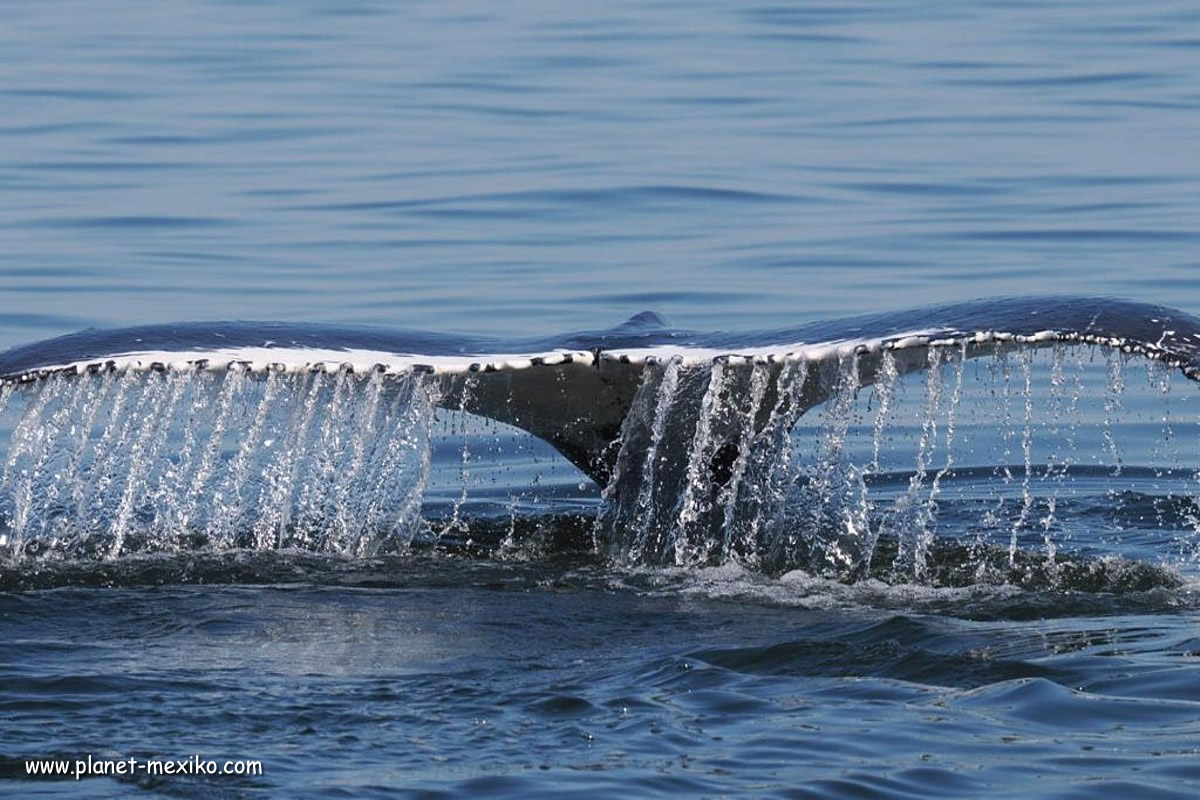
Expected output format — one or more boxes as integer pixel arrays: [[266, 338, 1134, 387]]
[[2, 296, 1200, 487]]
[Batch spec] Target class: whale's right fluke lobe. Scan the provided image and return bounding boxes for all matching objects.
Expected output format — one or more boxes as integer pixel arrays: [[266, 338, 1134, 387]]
[[585, 297, 1200, 566], [766, 296, 1200, 416], [578, 296, 1200, 480]]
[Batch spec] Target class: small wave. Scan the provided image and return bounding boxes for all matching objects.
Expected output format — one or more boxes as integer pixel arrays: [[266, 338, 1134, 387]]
[[617, 561, 1191, 620]]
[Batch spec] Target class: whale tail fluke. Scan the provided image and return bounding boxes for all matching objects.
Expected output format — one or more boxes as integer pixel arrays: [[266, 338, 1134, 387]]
[[1, 295, 1199, 568]]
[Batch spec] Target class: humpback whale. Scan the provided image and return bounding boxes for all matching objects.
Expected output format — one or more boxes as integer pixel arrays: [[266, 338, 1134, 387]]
[[2, 296, 1198, 483], [1, 295, 1198, 567]]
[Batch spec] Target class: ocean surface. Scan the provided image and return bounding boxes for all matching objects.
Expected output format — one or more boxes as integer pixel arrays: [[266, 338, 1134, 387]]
[[3, 1, 1200, 798]]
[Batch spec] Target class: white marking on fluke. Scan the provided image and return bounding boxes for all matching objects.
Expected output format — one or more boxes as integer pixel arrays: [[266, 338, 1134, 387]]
[[5, 346, 601, 383]]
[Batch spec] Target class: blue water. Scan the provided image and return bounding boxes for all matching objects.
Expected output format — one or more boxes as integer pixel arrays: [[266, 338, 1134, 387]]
[[4, 1, 1200, 797]]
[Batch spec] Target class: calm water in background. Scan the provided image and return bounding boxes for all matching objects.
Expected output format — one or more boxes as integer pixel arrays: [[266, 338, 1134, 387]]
[[3, 1, 1200, 798], [2, 0, 1199, 341]]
